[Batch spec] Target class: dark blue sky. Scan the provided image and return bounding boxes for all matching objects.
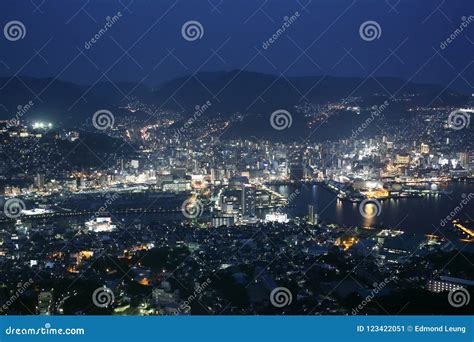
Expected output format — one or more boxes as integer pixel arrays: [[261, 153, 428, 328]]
[[0, 0, 473, 92]]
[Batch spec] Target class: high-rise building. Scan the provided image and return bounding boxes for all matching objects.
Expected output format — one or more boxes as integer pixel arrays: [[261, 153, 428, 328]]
[[426, 276, 474, 293], [211, 215, 235, 228], [241, 184, 256, 218], [210, 168, 218, 182], [421, 143, 429, 154], [34, 173, 45, 189], [308, 205, 316, 225], [314, 213, 320, 225], [396, 154, 410, 165], [38, 291, 53, 315], [156, 172, 173, 189]]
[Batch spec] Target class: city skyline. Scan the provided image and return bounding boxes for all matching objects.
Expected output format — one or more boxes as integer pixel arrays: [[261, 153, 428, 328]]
[[0, 0, 473, 318]]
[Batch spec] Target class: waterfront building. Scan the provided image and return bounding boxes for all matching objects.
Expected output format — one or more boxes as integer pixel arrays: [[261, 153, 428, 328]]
[[426, 276, 474, 293], [308, 205, 316, 225], [241, 184, 256, 218]]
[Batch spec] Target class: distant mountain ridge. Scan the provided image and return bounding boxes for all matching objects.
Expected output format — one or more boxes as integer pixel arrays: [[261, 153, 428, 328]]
[[0, 71, 468, 134], [146, 70, 465, 113]]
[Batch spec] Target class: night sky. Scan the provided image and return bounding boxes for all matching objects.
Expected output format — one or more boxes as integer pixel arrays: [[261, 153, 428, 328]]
[[0, 0, 473, 92]]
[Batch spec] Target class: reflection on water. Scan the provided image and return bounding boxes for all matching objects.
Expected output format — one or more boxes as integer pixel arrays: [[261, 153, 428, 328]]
[[266, 183, 474, 235], [360, 202, 377, 227]]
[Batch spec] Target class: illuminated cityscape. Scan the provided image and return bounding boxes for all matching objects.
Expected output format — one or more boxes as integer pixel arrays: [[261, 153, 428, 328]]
[[0, 0, 473, 318]]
